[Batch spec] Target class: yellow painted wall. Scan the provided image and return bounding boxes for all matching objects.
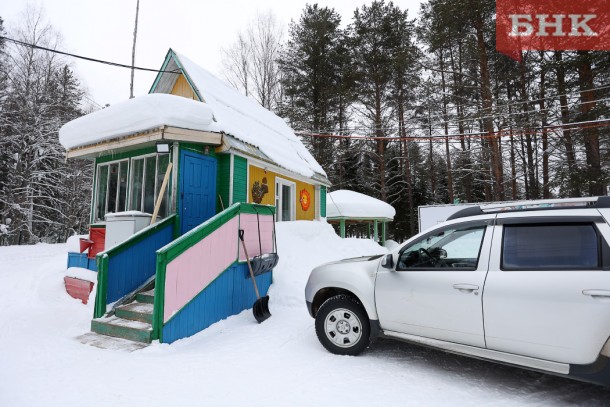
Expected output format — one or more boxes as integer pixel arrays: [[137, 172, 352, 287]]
[[248, 165, 315, 221], [171, 75, 198, 100]]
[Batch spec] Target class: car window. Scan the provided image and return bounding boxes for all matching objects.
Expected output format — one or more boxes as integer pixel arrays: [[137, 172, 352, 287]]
[[502, 224, 600, 270], [396, 224, 486, 271]]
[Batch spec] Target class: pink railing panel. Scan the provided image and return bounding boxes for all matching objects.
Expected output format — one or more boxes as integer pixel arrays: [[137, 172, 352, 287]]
[[238, 213, 274, 261], [164, 217, 239, 322]]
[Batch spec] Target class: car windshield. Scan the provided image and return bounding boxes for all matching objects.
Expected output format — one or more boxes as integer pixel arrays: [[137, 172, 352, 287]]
[[397, 225, 485, 270]]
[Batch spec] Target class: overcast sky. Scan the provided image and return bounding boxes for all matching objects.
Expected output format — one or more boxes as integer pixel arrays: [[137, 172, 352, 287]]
[[3, 0, 423, 107]]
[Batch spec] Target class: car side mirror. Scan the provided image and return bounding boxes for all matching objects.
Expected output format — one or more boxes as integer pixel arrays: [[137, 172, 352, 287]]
[[381, 253, 394, 269]]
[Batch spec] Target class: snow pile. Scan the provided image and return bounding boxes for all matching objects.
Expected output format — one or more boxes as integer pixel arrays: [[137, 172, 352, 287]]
[[327, 189, 396, 219], [1, 223, 605, 406], [270, 221, 386, 307], [59, 94, 214, 149], [66, 234, 88, 253], [59, 52, 327, 181]]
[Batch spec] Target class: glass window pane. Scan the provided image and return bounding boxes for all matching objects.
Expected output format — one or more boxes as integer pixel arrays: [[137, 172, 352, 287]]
[[117, 161, 128, 212], [107, 163, 119, 213], [397, 225, 486, 270], [96, 166, 109, 221], [282, 184, 291, 221], [143, 156, 157, 214], [156, 155, 170, 218], [130, 158, 144, 211], [502, 224, 599, 269]]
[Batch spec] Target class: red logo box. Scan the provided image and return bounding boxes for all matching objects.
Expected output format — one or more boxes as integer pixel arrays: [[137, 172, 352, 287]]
[[496, 0, 610, 61]]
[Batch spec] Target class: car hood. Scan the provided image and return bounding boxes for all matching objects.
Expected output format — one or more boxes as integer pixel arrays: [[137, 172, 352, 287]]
[[321, 254, 384, 267]]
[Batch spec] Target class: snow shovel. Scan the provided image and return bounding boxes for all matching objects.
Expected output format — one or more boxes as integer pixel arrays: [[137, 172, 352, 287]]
[[249, 207, 279, 276], [238, 229, 271, 323]]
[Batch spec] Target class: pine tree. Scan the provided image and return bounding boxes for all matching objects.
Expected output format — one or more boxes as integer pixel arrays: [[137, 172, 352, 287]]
[[350, 0, 417, 203], [278, 4, 353, 185]]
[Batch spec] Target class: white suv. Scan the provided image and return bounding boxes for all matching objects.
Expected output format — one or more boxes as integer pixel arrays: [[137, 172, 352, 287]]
[[305, 197, 610, 387]]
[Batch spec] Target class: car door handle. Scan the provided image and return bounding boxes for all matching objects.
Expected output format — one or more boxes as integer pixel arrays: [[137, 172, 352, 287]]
[[453, 284, 479, 293], [582, 290, 610, 298]]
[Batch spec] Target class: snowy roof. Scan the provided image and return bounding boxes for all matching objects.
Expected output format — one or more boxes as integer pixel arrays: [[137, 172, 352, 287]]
[[150, 50, 327, 180], [59, 94, 215, 149], [326, 190, 396, 220]]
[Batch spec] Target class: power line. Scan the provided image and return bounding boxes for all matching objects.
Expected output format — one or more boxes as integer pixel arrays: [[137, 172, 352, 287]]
[[300, 93, 610, 136], [1, 35, 180, 74], [296, 119, 610, 142]]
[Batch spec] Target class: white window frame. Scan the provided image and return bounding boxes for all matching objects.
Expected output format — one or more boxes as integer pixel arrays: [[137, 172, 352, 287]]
[[128, 153, 171, 216], [275, 177, 296, 222], [94, 158, 129, 222]]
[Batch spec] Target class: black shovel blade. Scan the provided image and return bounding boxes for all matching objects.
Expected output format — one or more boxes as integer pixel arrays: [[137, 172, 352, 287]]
[[253, 295, 271, 323]]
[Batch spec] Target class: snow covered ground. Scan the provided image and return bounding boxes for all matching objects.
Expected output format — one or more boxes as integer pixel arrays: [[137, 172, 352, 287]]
[[0, 221, 609, 406]]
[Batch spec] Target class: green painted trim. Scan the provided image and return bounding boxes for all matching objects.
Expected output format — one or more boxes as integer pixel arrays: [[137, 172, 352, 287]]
[[382, 222, 387, 245], [101, 215, 177, 258], [152, 251, 167, 341], [149, 50, 174, 95], [96, 147, 157, 164], [340, 219, 346, 238], [216, 154, 231, 212], [93, 254, 109, 318], [240, 203, 275, 216], [320, 186, 327, 218], [232, 155, 248, 203]]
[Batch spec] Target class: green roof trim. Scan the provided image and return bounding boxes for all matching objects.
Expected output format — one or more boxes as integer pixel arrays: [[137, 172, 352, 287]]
[[149, 49, 202, 102]]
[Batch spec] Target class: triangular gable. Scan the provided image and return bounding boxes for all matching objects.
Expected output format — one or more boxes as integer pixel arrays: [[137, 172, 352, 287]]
[[150, 49, 203, 102], [149, 49, 328, 182]]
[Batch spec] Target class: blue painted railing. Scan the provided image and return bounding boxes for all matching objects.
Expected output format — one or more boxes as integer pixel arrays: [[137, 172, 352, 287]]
[[94, 215, 176, 318], [160, 263, 272, 343]]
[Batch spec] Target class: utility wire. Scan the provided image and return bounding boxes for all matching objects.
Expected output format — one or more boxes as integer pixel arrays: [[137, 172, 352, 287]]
[[1, 35, 181, 74], [296, 119, 610, 142], [299, 94, 610, 136]]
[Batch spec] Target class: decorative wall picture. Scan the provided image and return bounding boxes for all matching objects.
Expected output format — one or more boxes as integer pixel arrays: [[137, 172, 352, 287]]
[[300, 188, 311, 211], [251, 177, 269, 204]]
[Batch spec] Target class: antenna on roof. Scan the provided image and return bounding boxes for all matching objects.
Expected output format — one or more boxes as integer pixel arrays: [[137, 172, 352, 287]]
[[129, 0, 140, 99]]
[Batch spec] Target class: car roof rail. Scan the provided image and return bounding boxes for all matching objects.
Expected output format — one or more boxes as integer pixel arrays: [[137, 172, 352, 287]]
[[446, 196, 610, 221]]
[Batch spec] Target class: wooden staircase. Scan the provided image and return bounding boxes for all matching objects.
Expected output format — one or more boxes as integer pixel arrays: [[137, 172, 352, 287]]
[[89, 288, 155, 345]]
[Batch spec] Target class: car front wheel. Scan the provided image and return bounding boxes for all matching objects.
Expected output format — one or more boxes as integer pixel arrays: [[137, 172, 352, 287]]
[[315, 294, 370, 356]]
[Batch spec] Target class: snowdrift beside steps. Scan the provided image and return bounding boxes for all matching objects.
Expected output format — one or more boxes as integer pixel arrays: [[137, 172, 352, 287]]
[[269, 220, 387, 308]]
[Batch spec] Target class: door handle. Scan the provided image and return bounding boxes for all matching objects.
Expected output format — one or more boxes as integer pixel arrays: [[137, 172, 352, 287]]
[[582, 290, 610, 299], [453, 284, 479, 293]]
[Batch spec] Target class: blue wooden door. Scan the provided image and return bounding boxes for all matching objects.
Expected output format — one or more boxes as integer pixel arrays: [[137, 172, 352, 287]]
[[179, 150, 217, 235]]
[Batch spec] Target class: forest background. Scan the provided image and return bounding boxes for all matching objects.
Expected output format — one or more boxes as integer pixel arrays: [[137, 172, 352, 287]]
[[1, 0, 609, 245]]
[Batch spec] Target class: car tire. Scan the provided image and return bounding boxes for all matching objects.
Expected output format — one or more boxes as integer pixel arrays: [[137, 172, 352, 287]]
[[315, 294, 370, 356]]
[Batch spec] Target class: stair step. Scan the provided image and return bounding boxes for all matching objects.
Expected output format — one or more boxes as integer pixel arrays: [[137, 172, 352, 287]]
[[115, 302, 154, 324], [91, 316, 152, 343], [77, 332, 148, 351], [136, 289, 155, 304]]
